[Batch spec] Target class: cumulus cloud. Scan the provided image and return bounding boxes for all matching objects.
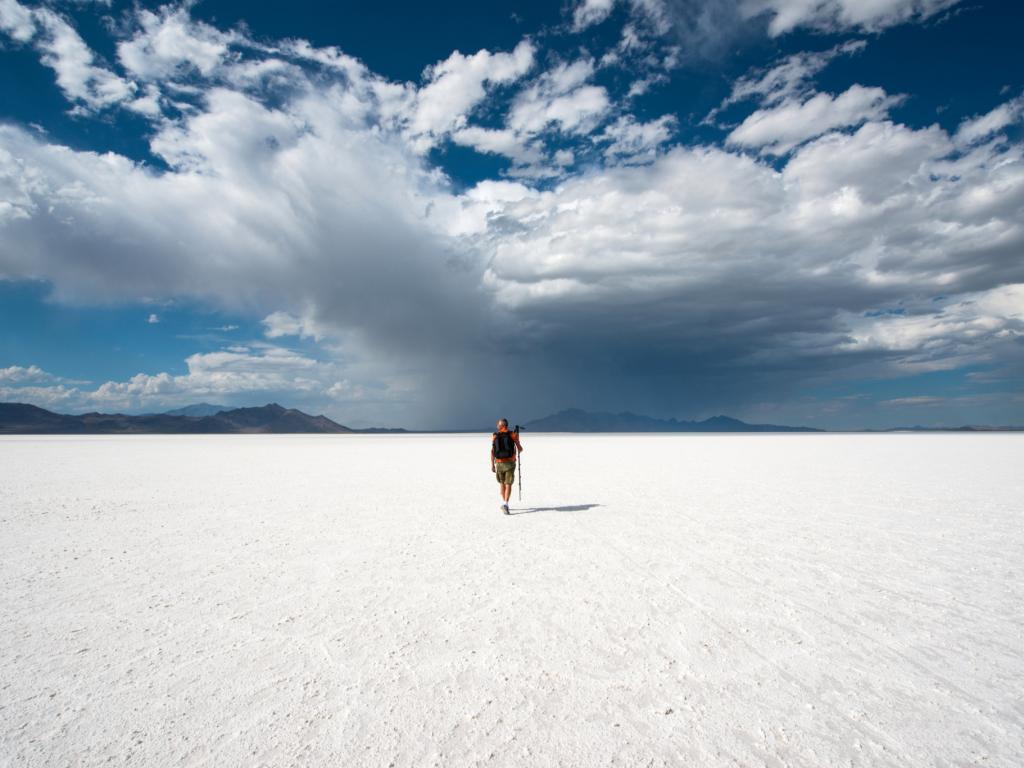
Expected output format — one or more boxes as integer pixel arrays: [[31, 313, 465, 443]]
[[0, 382, 82, 408], [117, 6, 234, 81], [507, 59, 610, 136], [0, 0, 35, 42], [955, 96, 1024, 146], [727, 84, 902, 154], [716, 40, 866, 113], [715, 44, 898, 156], [451, 126, 540, 166], [94, 346, 322, 402], [453, 57, 612, 176], [0, 93, 489, 344], [0, 365, 90, 407], [262, 311, 325, 340], [833, 286, 1024, 383], [0, 364, 80, 385], [32, 7, 135, 110], [0, 346, 408, 421], [404, 40, 535, 150], [597, 114, 676, 161]]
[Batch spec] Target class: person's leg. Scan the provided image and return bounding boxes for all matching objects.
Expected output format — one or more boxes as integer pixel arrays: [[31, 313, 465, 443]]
[[502, 484, 511, 502]]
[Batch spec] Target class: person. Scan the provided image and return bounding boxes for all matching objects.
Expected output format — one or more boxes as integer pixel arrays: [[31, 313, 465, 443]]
[[491, 418, 523, 515]]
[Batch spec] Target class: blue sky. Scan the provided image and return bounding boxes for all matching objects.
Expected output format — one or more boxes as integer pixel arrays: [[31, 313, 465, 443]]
[[0, 0, 1022, 429]]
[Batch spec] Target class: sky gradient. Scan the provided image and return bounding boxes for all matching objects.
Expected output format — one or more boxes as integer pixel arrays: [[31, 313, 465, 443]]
[[1, 0, 1022, 429]]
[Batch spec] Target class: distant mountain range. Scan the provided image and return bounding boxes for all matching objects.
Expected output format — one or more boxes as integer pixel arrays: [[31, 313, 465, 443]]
[[869, 425, 1024, 432], [0, 402, 1018, 434], [159, 403, 230, 418], [521, 408, 1022, 432], [523, 408, 822, 432], [0, 403, 365, 434]]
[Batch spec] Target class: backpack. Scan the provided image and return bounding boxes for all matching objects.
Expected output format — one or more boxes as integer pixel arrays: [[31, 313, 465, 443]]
[[493, 430, 517, 459]]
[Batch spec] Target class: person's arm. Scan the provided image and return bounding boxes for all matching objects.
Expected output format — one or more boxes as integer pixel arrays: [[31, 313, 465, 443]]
[[490, 436, 496, 471]]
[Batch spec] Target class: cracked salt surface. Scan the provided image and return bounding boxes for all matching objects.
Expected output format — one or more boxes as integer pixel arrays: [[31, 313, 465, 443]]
[[1, 433, 1022, 767]]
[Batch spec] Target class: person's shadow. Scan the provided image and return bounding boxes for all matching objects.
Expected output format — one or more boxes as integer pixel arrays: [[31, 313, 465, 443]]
[[509, 504, 600, 515]]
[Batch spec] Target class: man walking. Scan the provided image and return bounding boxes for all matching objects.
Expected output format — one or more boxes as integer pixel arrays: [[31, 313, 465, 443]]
[[491, 418, 523, 515]]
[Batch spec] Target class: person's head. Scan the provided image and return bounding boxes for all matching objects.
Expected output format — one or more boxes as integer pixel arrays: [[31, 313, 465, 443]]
[[496, 418, 508, 430]]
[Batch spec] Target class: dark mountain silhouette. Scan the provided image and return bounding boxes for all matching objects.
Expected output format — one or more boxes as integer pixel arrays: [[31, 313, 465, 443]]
[[162, 403, 230, 417], [523, 409, 1024, 432], [2, 402, 1017, 434], [209, 404, 353, 433], [523, 408, 822, 432], [873, 424, 1024, 432], [0, 402, 354, 434], [0, 403, 80, 433]]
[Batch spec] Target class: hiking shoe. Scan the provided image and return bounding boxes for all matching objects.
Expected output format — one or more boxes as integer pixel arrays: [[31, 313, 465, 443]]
[[502, 503, 510, 515]]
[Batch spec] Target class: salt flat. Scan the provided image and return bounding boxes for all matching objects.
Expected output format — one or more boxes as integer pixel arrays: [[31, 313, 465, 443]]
[[1, 433, 1022, 768]]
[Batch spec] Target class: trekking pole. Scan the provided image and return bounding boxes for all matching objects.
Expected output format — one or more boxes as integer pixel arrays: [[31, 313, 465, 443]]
[[515, 424, 522, 501]]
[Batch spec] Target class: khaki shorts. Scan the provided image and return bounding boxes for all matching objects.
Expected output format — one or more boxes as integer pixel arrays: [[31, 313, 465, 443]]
[[495, 461, 516, 485]]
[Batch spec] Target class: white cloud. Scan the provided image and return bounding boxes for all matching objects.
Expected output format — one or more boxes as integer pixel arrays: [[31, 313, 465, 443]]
[[626, 73, 667, 98], [553, 149, 575, 166], [0, 383, 82, 408], [716, 40, 866, 113], [0, 345, 405, 416], [598, 114, 676, 161], [0, 364, 76, 384], [404, 41, 535, 149], [507, 59, 602, 137], [572, 0, 617, 31], [451, 126, 535, 162], [782, 119, 952, 202], [282, 39, 366, 81], [955, 96, 1024, 146], [511, 84, 609, 136], [146, 86, 304, 171], [125, 83, 162, 117], [32, 8, 135, 110], [432, 179, 536, 237], [837, 285, 1024, 374], [739, 0, 962, 35], [507, 59, 606, 136], [449, 57, 611, 176], [0, 366, 90, 409], [262, 310, 325, 340], [727, 84, 902, 154], [0, 0, 35, 42], [95, 347, 321, 401], [147, 313, 159, 324], [117, 7, 233, 81]]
